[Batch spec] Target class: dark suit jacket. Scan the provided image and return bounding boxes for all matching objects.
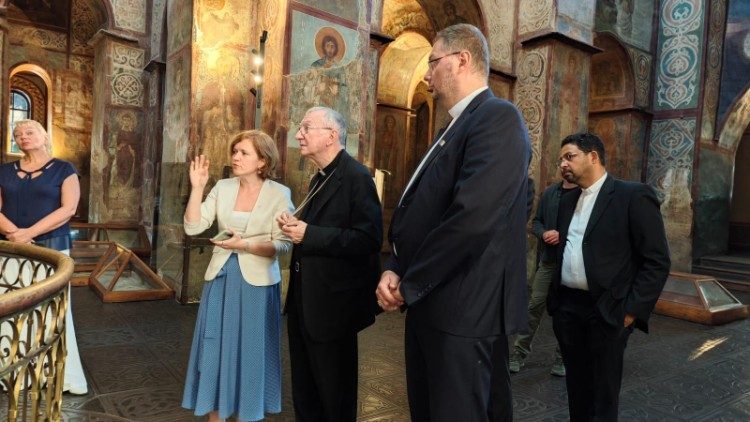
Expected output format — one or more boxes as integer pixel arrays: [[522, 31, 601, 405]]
[[290, 151, 383, 342], [386, 89, 531, 337], [547, 175, 671, 332], [532, 182, 565, 263]]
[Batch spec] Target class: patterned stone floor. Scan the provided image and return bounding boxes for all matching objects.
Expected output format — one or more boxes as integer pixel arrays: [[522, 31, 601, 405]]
[[5, 287, 750, 421]]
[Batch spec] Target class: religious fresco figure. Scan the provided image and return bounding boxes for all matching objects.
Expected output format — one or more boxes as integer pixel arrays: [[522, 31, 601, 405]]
[[311, 27, 345, 68], [443, 1, 467, 25]]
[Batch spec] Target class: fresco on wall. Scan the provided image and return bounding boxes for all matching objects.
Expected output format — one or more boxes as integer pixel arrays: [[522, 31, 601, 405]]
[[590, 36, 635, 112], [375, 108, 407, 209], [557, 0, 595, 44], [588, 113, 644, 181], [654, 0, 705, 111], [717, 0, 750, 127], [595, 0, 654, 51], [163, 49, 191, 162], [112, 0, 147, 33], [8, 0, 70, 29], [289, 12, 358, 75], [296, 0, 360, 25], [151, 0, 167, 59], [286, 9, 365, 205], [110, 44, 145, 107], [71, 0, 105, 56], [101, 110, 142, 221], [546, 45, 589, 182], [167, 0, 192, 55], [192, 0, 253, 173], [381, 0, 433, 40]]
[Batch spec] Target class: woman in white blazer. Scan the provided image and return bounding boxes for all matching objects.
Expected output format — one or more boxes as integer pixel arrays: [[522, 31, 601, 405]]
[[181, 130, 293, 422]]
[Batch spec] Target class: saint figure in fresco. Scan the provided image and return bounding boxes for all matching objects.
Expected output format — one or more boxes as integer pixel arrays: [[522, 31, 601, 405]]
[[311, 27, 345, 69], [443, 1, 467, 25], [378, 115, 398, 173]]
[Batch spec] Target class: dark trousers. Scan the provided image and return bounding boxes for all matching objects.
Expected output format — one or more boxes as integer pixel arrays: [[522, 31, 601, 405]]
[[488, 336, 512, 421], [552, 286, 632, 422], [287, 306, 358, 422], [405, 313, 498, 422]]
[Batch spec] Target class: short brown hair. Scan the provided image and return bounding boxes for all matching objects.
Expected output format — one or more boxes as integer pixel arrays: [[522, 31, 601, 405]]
[[434, 24, 489, 77], [229, 130, 279, 179]]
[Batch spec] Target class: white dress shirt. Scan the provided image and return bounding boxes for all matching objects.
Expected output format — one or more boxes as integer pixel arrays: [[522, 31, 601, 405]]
[[398, 86, 488, 206], [561, 173, 608, 290]]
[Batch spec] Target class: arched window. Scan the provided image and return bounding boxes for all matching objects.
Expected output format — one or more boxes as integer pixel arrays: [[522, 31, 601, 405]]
[[9, 89, 31, 154]]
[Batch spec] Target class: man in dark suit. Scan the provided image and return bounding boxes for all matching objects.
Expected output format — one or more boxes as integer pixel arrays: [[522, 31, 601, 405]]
[[376, 24, 531, 421], [548, 132, 670, 421], [278, 106, 382, 421]]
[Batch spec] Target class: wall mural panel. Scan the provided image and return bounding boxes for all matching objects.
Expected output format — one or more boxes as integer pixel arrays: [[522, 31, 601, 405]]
[[547, 44, 590, 182], [589, 113, 645, 182], [111, 0, 147, 33], [626, 46, 652, 108], [151, 0, 167, 60], [590, 36, 634, 112], [8, 26, 67, 52], [285, 9, 366, 206], [717, 0, 749, 129], [167, 0, 193, 56], [163, 48, 191, 162], [71, 0, 103, 56], [654, 0, 705, 111], [192, 0, 254, 175], [295, 0, 360, 25], [69, 55, 95, 74], [482, 0, 514, 72], [375, 107, 408, 209], [700, 0, 725, 143], [514, 46, 549, 180], [647, 117, 696, 270], [110, 44, 145, 107], [381, 0, 433, 40], [557, 0, 595, 45], [595, 0, 655, 51], [518, 0, 554, 36]]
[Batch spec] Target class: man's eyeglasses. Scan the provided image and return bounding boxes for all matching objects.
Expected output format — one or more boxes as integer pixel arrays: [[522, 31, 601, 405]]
[[557, 152, 583, 165], [427, 51, 461, 70], [298, 124, 333, 135]]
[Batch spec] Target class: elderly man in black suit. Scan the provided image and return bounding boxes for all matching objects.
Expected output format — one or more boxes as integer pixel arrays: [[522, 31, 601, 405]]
[[376, 24, 531, 421], [277, 106, 382, 422], [548, 132, 670, 421]]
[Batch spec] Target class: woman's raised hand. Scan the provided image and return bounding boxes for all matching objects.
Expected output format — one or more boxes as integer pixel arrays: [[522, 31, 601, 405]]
[[189, 155, 210, 189]]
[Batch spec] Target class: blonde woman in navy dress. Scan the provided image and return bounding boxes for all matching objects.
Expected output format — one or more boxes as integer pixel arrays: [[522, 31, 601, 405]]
[[182, 130, 293, 421], [0, 119, 88, 395]]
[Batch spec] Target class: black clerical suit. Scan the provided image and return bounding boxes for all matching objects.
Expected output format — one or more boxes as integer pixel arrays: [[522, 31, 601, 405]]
[[386, 88, 531, 421], [286, 151, 382, 422], [547, 175, 670, 421]]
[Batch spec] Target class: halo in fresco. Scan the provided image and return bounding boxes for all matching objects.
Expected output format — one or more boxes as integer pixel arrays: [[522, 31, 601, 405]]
[[314, 27, 346, 63]]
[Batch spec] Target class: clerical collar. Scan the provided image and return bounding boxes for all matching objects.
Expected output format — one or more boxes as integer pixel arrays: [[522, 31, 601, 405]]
[[319, 150, 343, 177]]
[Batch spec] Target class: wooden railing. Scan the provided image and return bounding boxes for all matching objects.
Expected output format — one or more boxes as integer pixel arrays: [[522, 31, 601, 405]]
[[0, 241, 73, 421]]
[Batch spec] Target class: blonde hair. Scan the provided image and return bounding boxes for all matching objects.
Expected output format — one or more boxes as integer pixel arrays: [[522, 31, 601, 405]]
[[12, 119, 51, 155], [229, 130, 280, 179]]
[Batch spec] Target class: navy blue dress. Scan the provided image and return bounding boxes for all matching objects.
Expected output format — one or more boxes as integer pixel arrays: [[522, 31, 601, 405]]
[[0, 158, 76, 249]]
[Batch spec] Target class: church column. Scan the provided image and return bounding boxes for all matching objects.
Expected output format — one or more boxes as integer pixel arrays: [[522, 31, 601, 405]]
[[514, 0, 598, 190], [646, 0, 711, 269], [88, 30, 146, 224], [513, 0, 597, 275]]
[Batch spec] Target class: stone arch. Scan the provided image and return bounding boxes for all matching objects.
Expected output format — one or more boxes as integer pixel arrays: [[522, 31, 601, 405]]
[[695, 84, 750, 256], [8, 64, 53, 152]]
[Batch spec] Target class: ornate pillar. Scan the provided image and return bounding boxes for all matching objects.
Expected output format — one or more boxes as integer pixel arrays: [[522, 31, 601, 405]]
[[88, 30, 146, 224]]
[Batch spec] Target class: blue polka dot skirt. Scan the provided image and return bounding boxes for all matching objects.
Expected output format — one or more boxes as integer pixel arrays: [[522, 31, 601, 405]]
[[182, 254, 282, 421]]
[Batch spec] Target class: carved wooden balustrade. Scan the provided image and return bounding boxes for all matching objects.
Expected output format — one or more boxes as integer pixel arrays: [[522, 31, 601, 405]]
[[0, 241, 73, 421]]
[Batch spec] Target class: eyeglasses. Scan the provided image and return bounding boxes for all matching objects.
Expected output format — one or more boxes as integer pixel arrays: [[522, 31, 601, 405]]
[[298, 124, 333, 135], [557, 152, 583, 165], [427, 51, 461, 70]]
